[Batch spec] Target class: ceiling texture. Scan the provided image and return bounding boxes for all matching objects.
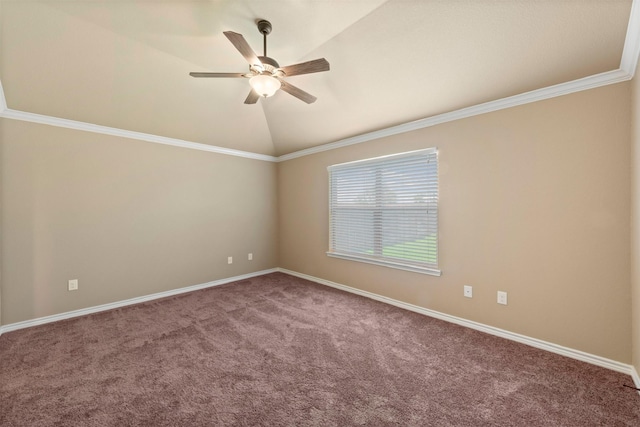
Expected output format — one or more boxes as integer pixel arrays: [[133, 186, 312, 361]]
[[0, 0, 635, 157]]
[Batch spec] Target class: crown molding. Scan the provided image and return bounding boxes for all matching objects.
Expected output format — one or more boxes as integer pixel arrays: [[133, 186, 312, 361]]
[[278, 0, 640, 161], [1, 67, 630, 164], [621, 0, 640, 76], [277, 68, 632, 161], [0, 108, 278, 162], [0, 0, 639, 163], [0, 74, 278, 162]]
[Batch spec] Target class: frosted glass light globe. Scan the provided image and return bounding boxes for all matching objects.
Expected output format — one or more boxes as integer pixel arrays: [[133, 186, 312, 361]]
[[250, 75, 281, 98]]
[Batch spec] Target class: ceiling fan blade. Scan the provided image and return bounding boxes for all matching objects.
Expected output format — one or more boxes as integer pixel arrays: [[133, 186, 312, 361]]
[[189, 72, 245, 78], [223, 31, 262, 67], [280, 58, 330, 77], [244, 90, 260, 104], [280, 81, 317, 104]]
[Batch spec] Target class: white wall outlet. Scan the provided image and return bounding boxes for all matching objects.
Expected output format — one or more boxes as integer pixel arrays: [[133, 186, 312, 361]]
[[463, 285, 473, 298], [497, 291, 508, 305], [227, 256, 233, 264], [68, 279, 78, 291], [248, 253, 253, 261]]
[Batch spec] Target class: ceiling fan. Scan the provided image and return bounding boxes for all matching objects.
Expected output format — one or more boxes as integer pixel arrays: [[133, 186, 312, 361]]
[[190, 20, 330, 104]]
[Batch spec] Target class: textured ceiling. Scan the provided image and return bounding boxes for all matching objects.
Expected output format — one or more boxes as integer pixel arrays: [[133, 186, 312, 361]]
[[0, 0, 633, 156]]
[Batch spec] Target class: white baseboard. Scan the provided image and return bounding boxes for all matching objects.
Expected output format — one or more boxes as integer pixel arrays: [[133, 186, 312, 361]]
[[632, 366, 640, 396], [0, 268, 278, 337], [1, 266, 638, 384], [278, 268, 637, 377]]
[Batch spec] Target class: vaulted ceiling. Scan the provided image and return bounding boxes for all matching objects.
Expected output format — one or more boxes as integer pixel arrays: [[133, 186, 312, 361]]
[[0, 0, 634, 157]]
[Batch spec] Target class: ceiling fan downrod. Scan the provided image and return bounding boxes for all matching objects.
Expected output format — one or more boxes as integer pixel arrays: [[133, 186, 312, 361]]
[[257, 20, 272, 58], [189, 17, 329, 104]]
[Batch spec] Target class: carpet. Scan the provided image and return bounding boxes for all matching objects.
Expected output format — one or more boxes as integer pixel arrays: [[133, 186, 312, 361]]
[[1, 272, 639, 426]]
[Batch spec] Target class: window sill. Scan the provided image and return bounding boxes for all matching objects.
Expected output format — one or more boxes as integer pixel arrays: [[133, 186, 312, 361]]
[[326, 252, 442, 277]]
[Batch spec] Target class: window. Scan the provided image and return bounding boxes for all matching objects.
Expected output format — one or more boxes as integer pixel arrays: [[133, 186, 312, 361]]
[[327, 148, 440, 276]]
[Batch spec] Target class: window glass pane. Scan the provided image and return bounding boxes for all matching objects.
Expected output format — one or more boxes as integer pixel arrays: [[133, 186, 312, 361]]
[[328, 149, 439, 274], [331, 209, 374, 256]]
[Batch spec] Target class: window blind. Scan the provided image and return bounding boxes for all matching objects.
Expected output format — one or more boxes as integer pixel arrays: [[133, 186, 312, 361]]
[[327, 148, 440, 276]]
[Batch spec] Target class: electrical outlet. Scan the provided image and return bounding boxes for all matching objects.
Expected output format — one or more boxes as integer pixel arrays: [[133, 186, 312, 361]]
[[497, 291, 508, 305], [68, 279, 78, 291], [463, 285, 472, 298], [248, 253, 253, 261], [227, 256, 233, 264]]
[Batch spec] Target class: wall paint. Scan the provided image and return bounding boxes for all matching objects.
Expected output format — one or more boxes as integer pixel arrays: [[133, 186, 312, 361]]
[[1, 119, 278, 325], [0, 118, 3, 326], [632, 59, 640, 376], [0, 80, 634, 366], [278, 82, 632, 363]]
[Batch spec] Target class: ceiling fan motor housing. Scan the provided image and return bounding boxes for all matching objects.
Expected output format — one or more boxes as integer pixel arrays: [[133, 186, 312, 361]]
[[256, 56, 281, 75], [189, 18, 329, 104]]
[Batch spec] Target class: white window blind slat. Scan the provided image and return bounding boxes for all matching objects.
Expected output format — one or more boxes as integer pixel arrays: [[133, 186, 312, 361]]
[[327, 148, 440, 276]]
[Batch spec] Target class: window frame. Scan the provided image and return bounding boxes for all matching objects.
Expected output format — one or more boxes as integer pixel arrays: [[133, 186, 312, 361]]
[[326, 148, 441, 276]]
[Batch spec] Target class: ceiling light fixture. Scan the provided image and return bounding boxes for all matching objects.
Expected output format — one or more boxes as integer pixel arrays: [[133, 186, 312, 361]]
[[250, 74, 281, 98], [189, 19, 329, 104]]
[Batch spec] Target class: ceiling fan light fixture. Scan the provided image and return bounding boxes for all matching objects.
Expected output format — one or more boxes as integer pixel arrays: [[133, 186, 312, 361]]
[[250, 74, 281, 98], [190, 19, 329, 104]]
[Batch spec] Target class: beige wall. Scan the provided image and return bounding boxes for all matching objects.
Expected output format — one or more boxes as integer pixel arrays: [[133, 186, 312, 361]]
[[0, 119, 3, 326], [0, 119, 278, 325], [278, 83, 632, 363], [0, 78, 634, 366], [632, 63, 640, 374]]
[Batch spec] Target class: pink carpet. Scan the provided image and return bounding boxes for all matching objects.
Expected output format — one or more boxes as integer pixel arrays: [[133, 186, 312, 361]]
[[1, 272, 639, 426]]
